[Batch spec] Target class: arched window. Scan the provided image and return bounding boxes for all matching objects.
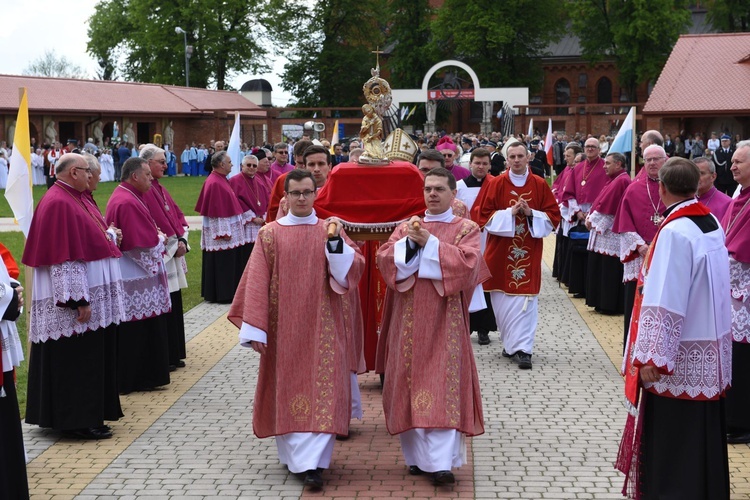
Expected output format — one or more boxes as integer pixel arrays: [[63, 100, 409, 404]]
[[555, 79, 571, 115], [597, 77, 613, 104]]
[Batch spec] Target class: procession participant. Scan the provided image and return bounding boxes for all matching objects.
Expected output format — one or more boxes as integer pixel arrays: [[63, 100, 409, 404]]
[[612, 145, 668, 350], [141, 145, 190, 369], [24, 154, 125, 439], [617, 157, 731, 499], [694, 156, 732, 221], [229, 154, 267, 265], [722, 140, 750, 444], [456, 148, 496, 345], [552, 143, 582, 281], [228, 169, 364, 489], [585, 152, 631, 314], [377, 167, 487, 485], [559, 137, 609, 298], [267, 140, 313, 221], [195, 151, 250, 303], [435, 136, 470, 181], [0, 245, 29, 499], [472, 141, 561, 369], [106, 156, 172, 393]]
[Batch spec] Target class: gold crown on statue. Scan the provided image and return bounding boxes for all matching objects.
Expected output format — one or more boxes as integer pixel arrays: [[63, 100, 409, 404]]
[[384, 128, 419, 163]]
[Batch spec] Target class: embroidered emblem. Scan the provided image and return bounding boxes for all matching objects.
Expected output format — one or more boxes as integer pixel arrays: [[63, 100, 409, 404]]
[[289, 394, 311, 421], [412, 389, 433, 416]]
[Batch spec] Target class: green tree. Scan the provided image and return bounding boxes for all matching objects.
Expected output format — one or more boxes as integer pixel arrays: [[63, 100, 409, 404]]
[[384, 0, 434, 90], [570, 0, 692, 102], [429, 0, 566, 91], [87, 0, 267, 89], [264, 0, 386, 106], [706, 0, 750, 32], [23, 50, 88, 79]]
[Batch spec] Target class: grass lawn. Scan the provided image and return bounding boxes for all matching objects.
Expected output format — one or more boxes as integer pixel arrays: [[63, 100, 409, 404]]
[[0, 175, 207, 218], [0, 229, 204, 415]]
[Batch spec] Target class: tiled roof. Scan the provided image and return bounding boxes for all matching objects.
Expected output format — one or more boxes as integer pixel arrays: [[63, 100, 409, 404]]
[[644, 33, 750, 114], [0, 74, 266, 117]]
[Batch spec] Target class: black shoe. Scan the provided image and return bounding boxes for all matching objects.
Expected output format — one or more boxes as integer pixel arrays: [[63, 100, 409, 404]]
[[513, 352, 533, 369], [478, 331, 490, 345], [64, 427, 113, 440], [169, 364, 177, 372], [501, 349, 515, 358], [176, 360, 186, 368], [408, 465, 424, 476], [336, 431, 350, 441], [303, 468, 324, 489], [432, 470, 455, 485], [727, 432, 750, 444]]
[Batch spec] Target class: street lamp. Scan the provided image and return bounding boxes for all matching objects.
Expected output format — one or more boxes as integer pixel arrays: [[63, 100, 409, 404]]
[[175, 27, 193, 87]]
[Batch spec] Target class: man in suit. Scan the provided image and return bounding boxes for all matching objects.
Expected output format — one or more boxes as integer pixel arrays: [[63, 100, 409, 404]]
[[713, 134, 737, 195]]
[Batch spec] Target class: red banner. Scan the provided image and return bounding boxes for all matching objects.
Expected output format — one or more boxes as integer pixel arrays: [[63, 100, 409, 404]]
[[427, 89, 475, 100]]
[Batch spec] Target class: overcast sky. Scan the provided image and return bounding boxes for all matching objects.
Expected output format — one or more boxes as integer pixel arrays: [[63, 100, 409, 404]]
[[0, 0, 292, 105]]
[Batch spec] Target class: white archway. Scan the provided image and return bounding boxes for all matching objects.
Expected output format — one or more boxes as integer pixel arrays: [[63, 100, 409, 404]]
[[390, 59, 528, 133]]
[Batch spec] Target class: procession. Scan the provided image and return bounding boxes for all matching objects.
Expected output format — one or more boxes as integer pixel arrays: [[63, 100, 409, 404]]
[[2, 3, 750, 498]]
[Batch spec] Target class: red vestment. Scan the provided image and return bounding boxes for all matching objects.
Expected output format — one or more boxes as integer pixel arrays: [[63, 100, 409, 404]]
[[376, 217, 488, 436], [472, 172, 561, 295], [228, 221, 365, 437]]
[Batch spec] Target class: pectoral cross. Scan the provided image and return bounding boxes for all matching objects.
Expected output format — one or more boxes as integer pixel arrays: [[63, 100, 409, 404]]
[[650, 213, 663, 226]]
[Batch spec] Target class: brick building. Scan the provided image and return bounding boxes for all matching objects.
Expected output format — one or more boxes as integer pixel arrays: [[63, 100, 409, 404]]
[[0, 74, 266, 150]]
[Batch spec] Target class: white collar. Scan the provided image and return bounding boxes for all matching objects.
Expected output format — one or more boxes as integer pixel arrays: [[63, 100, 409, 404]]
[[424, 207, 454, 222], [277, 209, 318, 226], [509, 168, 529, 187]]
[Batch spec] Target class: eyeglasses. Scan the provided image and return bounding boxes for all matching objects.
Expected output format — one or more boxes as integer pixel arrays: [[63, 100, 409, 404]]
[[276, 150, 288, 154], [584, 145, 599, 149], [244, 163, 258, 168], [644, 157, 666, 163], [287, 190, 316, 199], [151, 159, 167, 164], [74, 167, 92, 173]]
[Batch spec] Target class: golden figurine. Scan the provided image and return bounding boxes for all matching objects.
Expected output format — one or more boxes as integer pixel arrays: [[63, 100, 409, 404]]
[[358, 50, 392, 165]]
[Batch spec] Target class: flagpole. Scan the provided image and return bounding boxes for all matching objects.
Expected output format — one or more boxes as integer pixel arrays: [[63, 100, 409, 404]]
[[630, 106, 637, 178]]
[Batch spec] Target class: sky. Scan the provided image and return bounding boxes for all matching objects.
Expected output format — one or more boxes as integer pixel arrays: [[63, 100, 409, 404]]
[[0, 0, 293, 105]]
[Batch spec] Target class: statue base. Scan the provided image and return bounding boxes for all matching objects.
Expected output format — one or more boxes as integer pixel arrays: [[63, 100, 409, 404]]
[[357, 155, 391, 166]]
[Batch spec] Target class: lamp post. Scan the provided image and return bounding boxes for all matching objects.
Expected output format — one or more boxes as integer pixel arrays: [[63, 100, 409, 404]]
[[175, 27, 193, 87]]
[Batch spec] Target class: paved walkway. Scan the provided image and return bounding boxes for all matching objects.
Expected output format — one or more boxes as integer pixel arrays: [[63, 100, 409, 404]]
[[20, 238, 750, 499]]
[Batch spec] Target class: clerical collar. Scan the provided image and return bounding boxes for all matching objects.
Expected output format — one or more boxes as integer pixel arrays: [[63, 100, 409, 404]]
[[463, 175, 485, 188], [424, 207, 454, 222], [509, 168, 529, 187], [663, 198, 697, 217], [277, 209, 318, 226]]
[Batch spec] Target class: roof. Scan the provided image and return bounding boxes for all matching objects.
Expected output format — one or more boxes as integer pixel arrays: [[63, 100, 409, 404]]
[[544, 9, 715, 61], [240, 78, 272, 92], [0, 74, 266, 117], [644, 33, 750, 115]]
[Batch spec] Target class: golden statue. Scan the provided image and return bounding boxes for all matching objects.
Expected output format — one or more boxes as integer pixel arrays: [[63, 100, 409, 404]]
[[358, 51, 392, 165]]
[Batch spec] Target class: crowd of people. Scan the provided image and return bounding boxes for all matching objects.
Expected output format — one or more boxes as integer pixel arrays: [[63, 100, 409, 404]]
[[1, 124, 749, 499]]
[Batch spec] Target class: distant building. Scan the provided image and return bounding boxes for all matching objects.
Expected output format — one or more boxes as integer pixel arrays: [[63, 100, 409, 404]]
[[0, 74, 267, 149]]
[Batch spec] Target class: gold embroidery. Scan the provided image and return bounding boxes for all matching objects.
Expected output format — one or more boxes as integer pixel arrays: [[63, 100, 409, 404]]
[[314, 279, 336, 432], [412, 389, 434, 416], [289, 394, 311, 421], [401, 289, 415, 388], [444, 294, 462, 426]]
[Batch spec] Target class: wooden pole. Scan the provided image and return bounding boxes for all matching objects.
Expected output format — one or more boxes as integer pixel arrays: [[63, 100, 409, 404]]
[[630, 106, 637, 178]]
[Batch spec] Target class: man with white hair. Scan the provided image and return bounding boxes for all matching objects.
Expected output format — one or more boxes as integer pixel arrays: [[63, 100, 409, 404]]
[[722, 140, 750, 444], [613, 144, 667, 350]]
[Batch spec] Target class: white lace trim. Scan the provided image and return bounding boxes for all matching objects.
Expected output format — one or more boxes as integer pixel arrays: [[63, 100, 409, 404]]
[[588, 211, 614, 234], [126, 244, 165, 276], [30, 273, 125, 343], [50, 261, 89, 304], [619, 231, 645, 281], [730, 258, 750, 342], [635, 305, 731, 399], [588, 229, 620, 257], [201, 215, 248, 251], [242, 209, 261, 243]]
